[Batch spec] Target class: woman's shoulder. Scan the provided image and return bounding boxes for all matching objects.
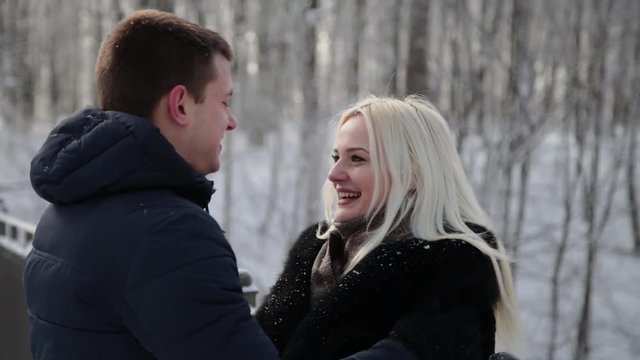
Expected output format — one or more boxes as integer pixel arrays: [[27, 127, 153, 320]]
[[408, 223, 498, 256], [373, 231, 493, 273], [371, 235, 498, 300], [378, 235, 477, 257]]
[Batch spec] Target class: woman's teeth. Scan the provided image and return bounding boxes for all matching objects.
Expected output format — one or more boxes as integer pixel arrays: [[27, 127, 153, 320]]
[[338, 191, 360, 199]]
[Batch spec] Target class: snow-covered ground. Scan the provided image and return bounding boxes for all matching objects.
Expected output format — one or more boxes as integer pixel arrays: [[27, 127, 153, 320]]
[[1, 123, 638, 359]]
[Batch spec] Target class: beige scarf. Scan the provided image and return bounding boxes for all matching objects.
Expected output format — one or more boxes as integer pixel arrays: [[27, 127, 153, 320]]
[[310, 212, 411, 302]]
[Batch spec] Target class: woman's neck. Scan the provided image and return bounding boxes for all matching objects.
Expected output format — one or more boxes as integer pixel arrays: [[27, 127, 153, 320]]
[[333, 208, 412, 242]]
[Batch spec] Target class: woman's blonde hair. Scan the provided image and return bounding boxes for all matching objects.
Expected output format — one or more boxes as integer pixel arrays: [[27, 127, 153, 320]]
[[318, 95, 520, 350]]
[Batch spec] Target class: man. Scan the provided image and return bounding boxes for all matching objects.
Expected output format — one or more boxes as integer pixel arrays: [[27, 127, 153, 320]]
[[24, 9, 416, 359]]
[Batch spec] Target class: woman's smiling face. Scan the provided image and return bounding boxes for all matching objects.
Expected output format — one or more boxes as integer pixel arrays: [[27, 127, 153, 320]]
[[328, 114, 386, 222]]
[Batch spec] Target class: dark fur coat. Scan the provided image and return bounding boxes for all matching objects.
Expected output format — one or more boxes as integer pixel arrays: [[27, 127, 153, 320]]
[[256, 223, 500, 360]]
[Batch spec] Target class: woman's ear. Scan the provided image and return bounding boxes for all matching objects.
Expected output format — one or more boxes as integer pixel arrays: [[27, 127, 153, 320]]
[[167, 85, 189, 126]]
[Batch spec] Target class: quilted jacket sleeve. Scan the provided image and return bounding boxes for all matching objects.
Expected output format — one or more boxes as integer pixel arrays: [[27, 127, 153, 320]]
[[121, 209, 279, 360]]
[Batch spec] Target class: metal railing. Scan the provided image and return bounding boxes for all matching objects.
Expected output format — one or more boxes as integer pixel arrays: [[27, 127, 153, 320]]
[[0, 212, 34, 360], [0, 212, 35, 258]]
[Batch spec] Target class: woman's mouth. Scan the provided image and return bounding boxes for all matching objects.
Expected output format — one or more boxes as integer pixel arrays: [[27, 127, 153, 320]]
[[337, 191, 361, 204]]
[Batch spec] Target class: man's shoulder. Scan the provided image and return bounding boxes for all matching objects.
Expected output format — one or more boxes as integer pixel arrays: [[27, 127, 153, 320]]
[[127, 190, 224, 241], [99, 188, 218, 225], [67, 188, 225, 253]]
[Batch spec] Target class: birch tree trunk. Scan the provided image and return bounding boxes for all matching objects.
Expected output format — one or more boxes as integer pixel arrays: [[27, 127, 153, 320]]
[[32, 1, 54, 126], [405, 0, 429, 95], [574, 1, 613, 358], [259, 0, 293, 235], [549, 118, 582, 360], [298, 0, 323, 226], [138, 0, 173, 12], [547, 3, 584, 358], [629, 98, 640, 256], [359, 0, 400, 96], [628, 2, 640, 255], [77, 1, 98, 108], [500, 0, 532, 256], [2, 0, 34, 128], [325, 0, 360, 108]]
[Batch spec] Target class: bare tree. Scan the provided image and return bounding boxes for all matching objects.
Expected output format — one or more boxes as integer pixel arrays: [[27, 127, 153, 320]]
[[323, 0, 361, 109], [219, 0, 247, 235], [359, 0, 400, 96], [547, 1, 583, 357], [259, 0, 294, 235], [548, 5, 586, 357], [138, 0, 173, 12], [31, 1, 54, 125], [512, 0, 560, 278], [473, 0, 507, 210], [574, 1, 621, 359], [295, 0, 324, 228], [627, 1, 640, 255], [77, 1, 99, 108], [447, 0, 474, 155], [405, 0, 429, 95], [498, 0, 533, 264], [475, 0, 503, 133], [629, 84, 640, 256], [1, 0, 35, 129]]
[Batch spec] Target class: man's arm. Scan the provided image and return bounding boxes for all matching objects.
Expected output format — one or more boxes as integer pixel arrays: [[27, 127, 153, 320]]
[[121, 210, 279, 359]]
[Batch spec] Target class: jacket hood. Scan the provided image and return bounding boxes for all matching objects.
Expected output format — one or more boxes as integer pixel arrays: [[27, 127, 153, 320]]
[[30, 108, 214, 207]]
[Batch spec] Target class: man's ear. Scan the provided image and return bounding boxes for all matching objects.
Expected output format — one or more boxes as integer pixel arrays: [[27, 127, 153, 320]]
[[167, 85, 189, 126]]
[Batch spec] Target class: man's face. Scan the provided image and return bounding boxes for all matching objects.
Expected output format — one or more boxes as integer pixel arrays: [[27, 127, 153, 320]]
[[185, 54, 237, 175]]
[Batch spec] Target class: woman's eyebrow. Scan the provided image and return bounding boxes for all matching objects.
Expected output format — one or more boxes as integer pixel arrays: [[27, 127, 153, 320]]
[[345, 147, 369, 153]]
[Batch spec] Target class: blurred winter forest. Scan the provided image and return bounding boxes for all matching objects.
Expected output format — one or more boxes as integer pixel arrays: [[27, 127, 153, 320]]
[[0, 0, 638, 359]]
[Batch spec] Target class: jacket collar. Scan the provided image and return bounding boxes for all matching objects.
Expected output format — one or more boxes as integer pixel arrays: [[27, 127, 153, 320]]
[[31, 108, 214, 207]]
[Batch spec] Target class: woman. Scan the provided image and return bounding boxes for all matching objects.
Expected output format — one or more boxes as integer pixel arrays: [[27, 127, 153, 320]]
[[256, 95, 520, 359]]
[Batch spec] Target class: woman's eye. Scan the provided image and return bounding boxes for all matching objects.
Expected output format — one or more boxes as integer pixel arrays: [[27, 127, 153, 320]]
[[351, 155, 365, 162], [331, 154, 339, 162]]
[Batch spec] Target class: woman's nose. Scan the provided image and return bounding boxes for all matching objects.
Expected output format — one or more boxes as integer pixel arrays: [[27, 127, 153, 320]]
[[328, 162, 347, 182]]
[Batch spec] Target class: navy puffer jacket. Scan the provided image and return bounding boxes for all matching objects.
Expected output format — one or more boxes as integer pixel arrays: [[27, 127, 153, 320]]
[[25, 108, 278, 359]]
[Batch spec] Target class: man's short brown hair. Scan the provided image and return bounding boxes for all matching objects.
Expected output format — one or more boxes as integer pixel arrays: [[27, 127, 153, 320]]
[[95, 9, 233, 119]]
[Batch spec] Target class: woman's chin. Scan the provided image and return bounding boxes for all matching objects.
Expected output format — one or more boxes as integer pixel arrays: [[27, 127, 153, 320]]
[[334, 211, 362, 223]]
